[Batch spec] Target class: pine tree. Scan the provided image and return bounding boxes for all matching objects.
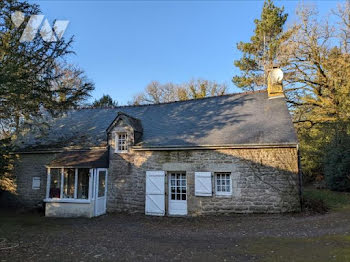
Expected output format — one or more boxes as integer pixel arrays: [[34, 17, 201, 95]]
[[232, 0, 288, 91], [91, 95, 118, 108], [0, 0, 94, 134], [0, 0, 94, 191]]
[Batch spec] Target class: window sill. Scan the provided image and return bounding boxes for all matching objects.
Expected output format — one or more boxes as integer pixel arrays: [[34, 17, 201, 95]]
[[215, 193, 232, 198], [115, 150, 129, 154], [44, 198, 91, 204]]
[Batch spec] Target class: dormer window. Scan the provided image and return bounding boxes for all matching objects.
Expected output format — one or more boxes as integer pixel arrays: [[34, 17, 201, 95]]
[[116, 132, 128, 153], [107, 112, 142, 153]]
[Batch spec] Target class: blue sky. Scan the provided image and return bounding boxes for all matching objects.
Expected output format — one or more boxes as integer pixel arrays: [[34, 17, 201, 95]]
[[30, 0, 338, 105]]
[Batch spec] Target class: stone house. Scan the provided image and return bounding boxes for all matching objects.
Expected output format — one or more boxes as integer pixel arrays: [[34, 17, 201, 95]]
[[12, 83, 301, 217]]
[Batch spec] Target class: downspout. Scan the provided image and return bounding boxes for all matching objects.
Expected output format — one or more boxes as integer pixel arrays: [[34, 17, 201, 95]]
[[297, 145, 303, 212]]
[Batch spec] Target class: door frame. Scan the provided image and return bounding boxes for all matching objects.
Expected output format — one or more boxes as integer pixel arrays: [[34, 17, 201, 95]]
[[94, 168, 108, 216], [167, 172, 188, 216]]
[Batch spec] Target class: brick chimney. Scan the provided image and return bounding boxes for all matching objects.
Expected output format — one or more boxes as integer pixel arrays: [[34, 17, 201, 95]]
[[267, 68, 284, 98]]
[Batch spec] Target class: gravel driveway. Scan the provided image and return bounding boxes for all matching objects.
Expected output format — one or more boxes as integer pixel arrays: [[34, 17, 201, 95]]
[[1, 209, 350, 262]]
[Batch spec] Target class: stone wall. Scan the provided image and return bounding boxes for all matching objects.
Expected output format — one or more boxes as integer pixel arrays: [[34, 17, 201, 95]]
[[107, 147, 300, 215], [14, 153, 57, 207], [13, 146, 300, 215]]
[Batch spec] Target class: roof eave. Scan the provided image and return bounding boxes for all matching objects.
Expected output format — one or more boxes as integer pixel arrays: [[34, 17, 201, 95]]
[[11, 146, 108, 154], [131, 143, 298, 151]]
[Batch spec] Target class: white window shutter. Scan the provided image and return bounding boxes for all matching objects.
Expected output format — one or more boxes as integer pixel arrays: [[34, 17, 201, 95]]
[[195, 172, 212, 196], [145, 171, 165, 216]]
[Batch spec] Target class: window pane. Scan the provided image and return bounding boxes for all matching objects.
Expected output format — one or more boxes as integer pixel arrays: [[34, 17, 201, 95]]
[[77, 169, 89, 199], [63, 168, 75, 198], [49, 168, 61, 198], [169, 172, 186, 201], [216, 173, 232, 194], [117, 133, 128, 151], [98, 171, 106, 197]]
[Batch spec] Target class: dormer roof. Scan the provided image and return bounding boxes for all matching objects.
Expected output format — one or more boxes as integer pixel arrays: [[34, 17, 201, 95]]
[[106, 112, 143, 134]]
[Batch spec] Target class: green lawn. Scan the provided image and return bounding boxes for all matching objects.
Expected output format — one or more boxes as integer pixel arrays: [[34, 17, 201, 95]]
[[244, 235, 350, 262], [303, 187, 350, 210]]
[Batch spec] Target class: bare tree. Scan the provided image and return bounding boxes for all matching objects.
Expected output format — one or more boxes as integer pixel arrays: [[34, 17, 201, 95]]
[[131, 79, 227, 105]]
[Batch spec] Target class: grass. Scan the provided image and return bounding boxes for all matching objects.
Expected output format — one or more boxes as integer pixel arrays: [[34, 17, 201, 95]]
[[0, 210, 61, 241], [244, 235, 350, 262], [303, 187, 350, 211]]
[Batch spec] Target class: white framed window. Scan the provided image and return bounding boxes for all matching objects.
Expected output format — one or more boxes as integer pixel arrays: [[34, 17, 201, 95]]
[[47, 168, 90, 200], [32, 177, 41, 190], [116, 132, 128, 153], [215, 172, 232, 196]]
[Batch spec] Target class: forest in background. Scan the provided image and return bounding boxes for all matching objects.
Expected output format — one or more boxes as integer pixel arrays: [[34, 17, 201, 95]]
[[0, 0, 349, 193]]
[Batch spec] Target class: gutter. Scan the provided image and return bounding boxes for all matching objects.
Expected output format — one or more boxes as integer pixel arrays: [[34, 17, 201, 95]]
[[132, 143, 298, 151], [11, 146, 108, 154], [297, 144, 304, 211], [12, 143, 298, 154]]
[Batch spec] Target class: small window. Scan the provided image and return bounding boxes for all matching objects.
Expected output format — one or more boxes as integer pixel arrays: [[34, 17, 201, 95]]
[[32, 177, 41, 190], [116, 132, 128, 152], [98, 170, 106, 197], [215, 172, 232, 196], [77, 169, 90, 199], [63, 168, 75, 198], [49, 168, 61, 198]]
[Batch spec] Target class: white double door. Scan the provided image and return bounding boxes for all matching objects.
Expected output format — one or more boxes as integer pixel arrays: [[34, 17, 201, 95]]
[[94, 168, 108, 216], [145, 171, 187, 216]]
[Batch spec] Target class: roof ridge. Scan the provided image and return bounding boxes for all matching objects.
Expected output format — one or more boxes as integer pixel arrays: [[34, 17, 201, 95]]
[[79, 90, 267, 110]]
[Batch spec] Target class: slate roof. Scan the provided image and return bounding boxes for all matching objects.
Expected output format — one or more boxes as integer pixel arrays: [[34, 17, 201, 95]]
[[14, 91, 297, 152]]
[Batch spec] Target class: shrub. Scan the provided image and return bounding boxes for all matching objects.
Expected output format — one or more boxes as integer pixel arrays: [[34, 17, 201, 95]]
[[324, 130, 350, 192], [0, 138, 16, 193], [303, 187, 350, 213], [303, 197, 329, 214]]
